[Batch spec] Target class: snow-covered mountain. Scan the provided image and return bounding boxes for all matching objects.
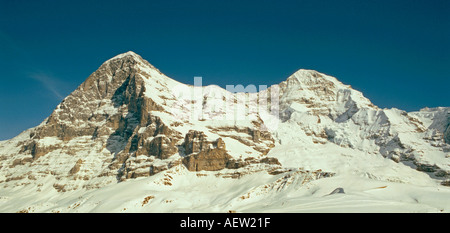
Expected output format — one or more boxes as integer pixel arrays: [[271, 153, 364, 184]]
[[0, 51, 449, 213]]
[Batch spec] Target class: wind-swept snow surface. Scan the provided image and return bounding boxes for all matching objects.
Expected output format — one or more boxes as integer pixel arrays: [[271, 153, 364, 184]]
[[1, 166, 449, 213]]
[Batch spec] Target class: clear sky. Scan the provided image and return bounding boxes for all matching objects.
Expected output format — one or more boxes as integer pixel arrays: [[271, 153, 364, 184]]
[[0, 0, 449, 140]]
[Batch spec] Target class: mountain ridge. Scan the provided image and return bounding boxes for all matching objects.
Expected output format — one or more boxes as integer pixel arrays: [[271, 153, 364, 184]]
[[0, 51, 449, 213]]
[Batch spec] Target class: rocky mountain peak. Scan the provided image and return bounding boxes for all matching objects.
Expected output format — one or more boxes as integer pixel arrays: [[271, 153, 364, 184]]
[[1, 52, 280, 189], [107, 51, 141, 61], [102, 51, 155, 69]]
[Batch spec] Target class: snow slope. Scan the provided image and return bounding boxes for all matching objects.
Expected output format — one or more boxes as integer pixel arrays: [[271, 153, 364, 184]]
[[1, 165, 448, 213]]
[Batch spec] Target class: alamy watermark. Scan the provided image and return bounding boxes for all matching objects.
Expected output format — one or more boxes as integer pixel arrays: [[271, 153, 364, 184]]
[[170, 76, 280, 131]]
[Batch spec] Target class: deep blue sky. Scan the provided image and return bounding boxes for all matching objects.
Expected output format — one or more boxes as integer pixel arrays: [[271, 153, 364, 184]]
[[0, 0, 449, 140]]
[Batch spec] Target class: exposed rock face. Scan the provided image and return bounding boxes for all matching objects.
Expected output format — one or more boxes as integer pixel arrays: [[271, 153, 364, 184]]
[[259, 157, 281, 165], [42, 56, 142, 139], [19, 141, 58, 160], [20, 54, 145, 156], [182, 130, 233, 171], [123, 115, 180, 157], [183, 148, 233, 172], [180, 130, 279, 171], [183, 130, 211, 155], [69, 159, 83, 175], [441, 180, 450, 186], [147, 136, 178, 159]]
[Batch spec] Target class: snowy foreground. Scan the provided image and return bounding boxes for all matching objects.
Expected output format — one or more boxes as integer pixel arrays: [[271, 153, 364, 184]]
[[1, 157, 449, 213]]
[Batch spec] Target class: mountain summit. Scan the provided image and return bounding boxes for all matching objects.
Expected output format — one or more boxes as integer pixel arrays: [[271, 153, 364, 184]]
[[0, 52, 449, 213]]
